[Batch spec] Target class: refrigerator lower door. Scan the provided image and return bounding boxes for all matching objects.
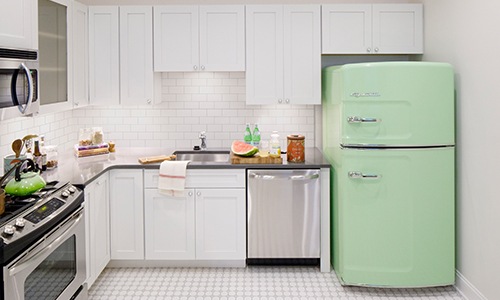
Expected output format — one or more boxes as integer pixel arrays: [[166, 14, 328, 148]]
[[333, 147, 455, 287]]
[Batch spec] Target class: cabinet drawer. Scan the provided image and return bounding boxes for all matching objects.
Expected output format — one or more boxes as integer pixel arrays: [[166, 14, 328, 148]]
[[144, 169, 245, 188]]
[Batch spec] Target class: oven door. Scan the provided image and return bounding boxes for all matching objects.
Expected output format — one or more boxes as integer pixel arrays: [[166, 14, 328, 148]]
[[4, 207, 87, 300]]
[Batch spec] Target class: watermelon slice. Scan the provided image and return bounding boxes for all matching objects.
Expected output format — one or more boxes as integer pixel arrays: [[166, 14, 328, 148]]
[[231, 140, 258, 157]]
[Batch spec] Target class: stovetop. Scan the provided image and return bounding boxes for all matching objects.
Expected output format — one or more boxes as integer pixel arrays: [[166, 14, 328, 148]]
[[0, 198, 37, 225], [0, 181, 64, 226]]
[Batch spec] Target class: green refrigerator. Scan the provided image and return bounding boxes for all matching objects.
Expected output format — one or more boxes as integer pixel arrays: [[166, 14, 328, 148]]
[[322, 62, 455, 287]]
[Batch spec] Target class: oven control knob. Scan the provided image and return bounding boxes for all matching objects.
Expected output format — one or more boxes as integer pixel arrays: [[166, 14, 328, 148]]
[[3, 225, 16, 236], [15, 218, 25, 228], [61, 191, 70, 198], [68, 186, 76, 193]]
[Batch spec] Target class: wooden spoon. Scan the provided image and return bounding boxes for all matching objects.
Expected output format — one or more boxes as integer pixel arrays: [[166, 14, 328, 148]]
[[12, 139, 23, 158]]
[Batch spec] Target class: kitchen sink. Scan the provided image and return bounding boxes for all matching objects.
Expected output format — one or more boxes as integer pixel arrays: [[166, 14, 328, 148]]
[[173, 150, 230, 163]]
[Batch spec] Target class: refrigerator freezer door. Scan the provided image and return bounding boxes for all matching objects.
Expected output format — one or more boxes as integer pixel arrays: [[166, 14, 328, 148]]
[[332, 147, 455, 287], [323, 62, 455, 147]]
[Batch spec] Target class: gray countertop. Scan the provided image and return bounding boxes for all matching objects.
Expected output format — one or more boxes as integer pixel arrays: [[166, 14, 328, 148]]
[[42, 147, 330, 187]]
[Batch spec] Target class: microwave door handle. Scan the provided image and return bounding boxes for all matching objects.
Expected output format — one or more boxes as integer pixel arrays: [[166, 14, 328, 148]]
[[10, 63, 34, 114], [8, 209, 84, 277]]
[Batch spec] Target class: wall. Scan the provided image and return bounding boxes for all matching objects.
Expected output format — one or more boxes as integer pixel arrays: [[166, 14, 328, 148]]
[[74, 72, 315, 149], [422, 0, 500, 299], [0, 110, 74, 173]]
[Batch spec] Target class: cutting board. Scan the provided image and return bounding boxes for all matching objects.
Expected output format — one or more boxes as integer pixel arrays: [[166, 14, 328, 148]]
[[138, 155, 176, 164], [230, 152, 282, 164]]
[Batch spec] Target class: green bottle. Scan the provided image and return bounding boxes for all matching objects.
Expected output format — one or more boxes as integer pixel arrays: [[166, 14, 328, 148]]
[[244, 123, 253, 144], [252, 124, 261, 146]]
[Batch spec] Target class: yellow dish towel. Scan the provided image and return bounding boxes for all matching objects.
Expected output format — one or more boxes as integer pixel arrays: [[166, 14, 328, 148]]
[[158, 160, 190, 197]]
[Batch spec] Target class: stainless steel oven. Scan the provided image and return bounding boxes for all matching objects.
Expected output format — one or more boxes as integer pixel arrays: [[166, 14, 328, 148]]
[[0, 183, 87, 300], [0, 48, 39, 116]]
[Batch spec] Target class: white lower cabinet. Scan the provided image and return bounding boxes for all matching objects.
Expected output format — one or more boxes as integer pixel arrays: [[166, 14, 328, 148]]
[[144, 189, 195, 260], [85, 173, 110, 289], [144, 169, 246, 262], [195, 188, 246, 260], [109, 169, 144, 260]]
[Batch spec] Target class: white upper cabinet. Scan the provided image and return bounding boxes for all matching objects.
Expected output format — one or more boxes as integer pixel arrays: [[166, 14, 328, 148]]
[[372, 4, 423, 54], [246, 5, 320, 105], [89, 6, 119, 105], [72, 1, 88, 108], [154, 6, 198, 72], [322, 4, 423, 54], [199, 6, 245, 71], [154, 5, 245, 72], [119, 6, 153, 105], [0, 0, 38, 50], [89, 6, 154, 105]]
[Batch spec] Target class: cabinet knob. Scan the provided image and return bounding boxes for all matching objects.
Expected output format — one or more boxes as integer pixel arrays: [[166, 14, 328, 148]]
[[366, 47, 371, 53], [147, 99, 152, 104], [193, 65, 198, 70], [74, 102, 79, 107], [278, 99, 283, 104], [201, 65, 205, 70], [197, 191, 201, 197], [188, 191, 193, 196], [374, 47, 379, 53], [285, 98, 290, 104]]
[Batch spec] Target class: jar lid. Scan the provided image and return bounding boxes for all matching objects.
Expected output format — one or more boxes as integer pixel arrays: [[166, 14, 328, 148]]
[[287, 134, 305, 140]]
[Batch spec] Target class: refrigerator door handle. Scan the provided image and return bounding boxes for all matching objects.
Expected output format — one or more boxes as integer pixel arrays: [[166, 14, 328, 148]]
[[347, 116, 381, 124], [348, 171, 381, 179]]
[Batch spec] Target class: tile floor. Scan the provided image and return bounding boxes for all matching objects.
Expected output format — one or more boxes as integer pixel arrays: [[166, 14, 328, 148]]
[[88, 266, 464, 300]]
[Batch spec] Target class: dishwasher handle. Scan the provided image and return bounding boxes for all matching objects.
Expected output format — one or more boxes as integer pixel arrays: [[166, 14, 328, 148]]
[[248, 172, 319, 180]]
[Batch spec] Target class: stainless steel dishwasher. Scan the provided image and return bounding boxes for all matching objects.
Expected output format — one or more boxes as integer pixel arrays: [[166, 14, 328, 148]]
[[247, 169, 320, 265]]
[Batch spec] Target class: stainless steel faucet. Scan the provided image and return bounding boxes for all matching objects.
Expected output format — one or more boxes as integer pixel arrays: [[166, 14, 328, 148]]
[[199, 131, 207, 150]]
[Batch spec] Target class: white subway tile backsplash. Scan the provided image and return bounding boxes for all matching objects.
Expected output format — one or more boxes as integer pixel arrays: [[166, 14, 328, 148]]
[[0, 72, 317, 172]]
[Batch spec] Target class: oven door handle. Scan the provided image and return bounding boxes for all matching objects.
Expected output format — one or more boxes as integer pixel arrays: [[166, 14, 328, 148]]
[[8, 209, 84, 277]]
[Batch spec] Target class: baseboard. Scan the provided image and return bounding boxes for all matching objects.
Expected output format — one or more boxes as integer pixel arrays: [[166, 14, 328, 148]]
[[455, 270, 488, 300], [107, 259, 246, 268]]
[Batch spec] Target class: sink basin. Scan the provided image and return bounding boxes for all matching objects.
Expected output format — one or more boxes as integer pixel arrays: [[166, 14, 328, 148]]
[[173, 150, 230, 163]]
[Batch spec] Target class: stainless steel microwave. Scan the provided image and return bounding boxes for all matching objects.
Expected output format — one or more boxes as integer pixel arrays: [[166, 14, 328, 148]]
[[0, 48, 39, 116]]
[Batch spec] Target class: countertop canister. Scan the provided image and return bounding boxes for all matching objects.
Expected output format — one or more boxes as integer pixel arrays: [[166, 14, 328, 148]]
[[287, 135, 305, 163]]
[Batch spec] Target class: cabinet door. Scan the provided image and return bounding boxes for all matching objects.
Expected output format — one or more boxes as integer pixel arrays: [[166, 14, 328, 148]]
[[195, 188, 246, 260], [372, 4, 423, 54], [144, 189, 195, 260], [85, 173, 110, 288], [89, 6, 119, 105], [153, 6, 199, 71], [119, 6, 153, 105], [199, 5, 245, 71], [321, 4, 372, 54], [109, 169, 144, 260], [0, 0, 37, 50], [72, 1, 88, 108], [245, 5, 284, 105], [283, 5, 320, 104]]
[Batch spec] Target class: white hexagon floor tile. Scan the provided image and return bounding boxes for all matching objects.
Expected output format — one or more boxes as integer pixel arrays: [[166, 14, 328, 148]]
[[88, 266, 464, 300]]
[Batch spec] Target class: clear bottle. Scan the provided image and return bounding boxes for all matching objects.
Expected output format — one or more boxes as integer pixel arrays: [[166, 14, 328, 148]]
[[33, 140, 43, 171], [252, 124, 261, 147], [244, 123, 253, 144], [269, 131, 281, 158], [40, 135, 47, 171]]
